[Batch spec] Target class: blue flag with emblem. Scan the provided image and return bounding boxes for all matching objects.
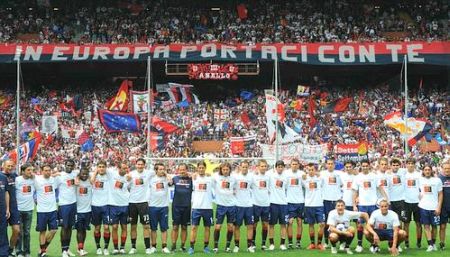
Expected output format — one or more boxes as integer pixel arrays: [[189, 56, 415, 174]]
[[98, 109, 141, 133]]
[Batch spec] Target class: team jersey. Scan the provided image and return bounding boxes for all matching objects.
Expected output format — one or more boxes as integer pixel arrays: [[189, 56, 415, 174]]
[[284, 169, 304, 204], [0, 173, 8, 211], [108, 170, 130, 207], [91, 172, 110, 207], [376, 172, 391, 200], [339, 172, 356, 207], [369, 209, 400, 230], [352, 172, 379, 206], [388, 172, 405, 201], [34, 175, 57, 212], [327, 210, 362, 229], [418, 176, 443, 211], [212, 174, 236, 206], [320, 170, 342, 201], [172, 175, 193, 207], [76, 179, 93, 213], [269, 171, 288, 205], [2, 172, 18, 209], [233, 173, 253, 207], [302, 175, 323, 207], [439, 174, 450, 208], [149, 175, 170, 207], [403, 171, 421, 203], [55, 170, 79, 205], [251, 173, 270, 207], [15, 176, 35, 212], [192, 175, 213, 209], [129, 169, 154, 203]]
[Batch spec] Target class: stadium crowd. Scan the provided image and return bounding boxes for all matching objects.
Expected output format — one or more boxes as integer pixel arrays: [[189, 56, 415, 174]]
[[0, 0, 448, 44]]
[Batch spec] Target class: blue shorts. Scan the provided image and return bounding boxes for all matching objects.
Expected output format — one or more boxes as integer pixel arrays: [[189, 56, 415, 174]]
[[109, 206, 129, 225], [235, 207, 254, 226], [420, 208, 440, 226], [149, 206, 169, 231], [304, 206, 325, 224], [215, 205, 237, 225], [358, 205, 377, 223], [374, 229, 394, 241], [91, 206, 110, 226], [9, 209, 20, 225], [75, 212, 92, 230], [288, 203, 304, 219], [269, 204, 288, 225], [58, 203, 77, 228], [254, 206, 270, 223], [191, 209, 213, 227], [172, 206, 191, 226], [324, 200, 338, 219], [36, 211, 58, 232]]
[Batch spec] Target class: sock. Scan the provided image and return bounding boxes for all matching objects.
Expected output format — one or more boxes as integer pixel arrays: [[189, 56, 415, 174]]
[[95, 232, 101, 249], [204, 241, 209, 248], [357, 227, 363, 246], [318, 233, 323, 244], [144, 237, 150, 249], [405, 239, 409, 247], [234, 240, 239, 248], [120, 235, 127, 249], [78, 243, 84, 250], [171, 244, 176, 251], [417, 236, 422, 245], [296, 234, 302, 245], [40, 244, 46, 253], [309, 231, 315, 244], [428, 240, 433, 246], [104, 232, 110, 249], [214, 229, 220, 248], [331, 241, 337, 247], [190, 241, 195, 248], [162, 243, 167, 248], [288, 236, 293, 245], [226, 230, 233, 248], [247, 239, 252, 248], [345, 235, 354, 248], [432, 238, 436, 245], [252, 228, 256, 245], [262, 228, 268, 246], [281, 238, 285, 245], [113, 238, 119, 250], [324, 228, 329, 244], [152, 244, 156, 248], [269, 238, 274, 245], [388, 241, 393, 248], [131, 238, 136, 248], [440, 242, 445, 248]]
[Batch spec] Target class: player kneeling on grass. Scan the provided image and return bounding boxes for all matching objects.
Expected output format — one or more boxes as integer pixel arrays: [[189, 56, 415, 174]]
[[364, 200, 406, 256], [327, 200, 369, 255]]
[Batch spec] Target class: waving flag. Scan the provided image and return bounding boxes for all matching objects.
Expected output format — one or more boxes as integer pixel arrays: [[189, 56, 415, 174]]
[[130, 90, 150, 114], [384, 111, 432, 146], [151, 117, 180, 134], [265, 94, 300, 143], [149, 131, 165, 151], [98, 109, 141, 133], [230, 135, 256, 154], [2, 135, 41, 164], [322, 97, 352, 113], [105, 80, 131, 112]]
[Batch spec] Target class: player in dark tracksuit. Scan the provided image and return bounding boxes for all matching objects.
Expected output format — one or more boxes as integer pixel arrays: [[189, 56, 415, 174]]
[[438, 162, 450, 250], [2, 160, 19, 257], [0, 172, 11, 257]]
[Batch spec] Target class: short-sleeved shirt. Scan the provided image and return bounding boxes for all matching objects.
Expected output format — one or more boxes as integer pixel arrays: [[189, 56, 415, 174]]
[[172, 175, 193, 207], [369, 209, 400, 230], [327, 209, 362, 229]]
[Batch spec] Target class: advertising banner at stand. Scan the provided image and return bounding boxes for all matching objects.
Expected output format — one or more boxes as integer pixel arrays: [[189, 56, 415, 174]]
[[335, 142, 369, 162], [188, 63, 239, 80], [260, 143, 328, 164], [1, 42, 449, 65]]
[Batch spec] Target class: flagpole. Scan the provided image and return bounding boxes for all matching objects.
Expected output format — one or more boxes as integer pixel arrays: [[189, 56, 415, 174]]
[[274, 59, 279, 162], [404, 55, 409, 156], [146, 56, 152, 169], [16, 48, 21, 173]]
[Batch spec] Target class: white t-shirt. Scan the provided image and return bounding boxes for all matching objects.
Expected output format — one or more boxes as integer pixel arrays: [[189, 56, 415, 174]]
[[251, 173, 270, 207], [192, 175, 213, 209], [302, 175, 323, 207], [269, 171, 288, 205], [15, 176, 35, 211], [284, 169, 305, 204], [55, 171, 79, 206], [212, 174, 236, 207], [108, 170, 130, 207], [418, 176, 443, 210], [327, 209, 362, 229], [34, 175, 57, 213], [91, 173, 110, 207], [149, 175, 170, 207], [388, 172, 405, 202], [76, 179, 92, 213], [129, 169, 154, 203], [233, 173, 253, 207], [376, 172, 391, 200], [403, 171, 421, 204], [340, 172, 355, 207], [320, 170, 342, 201], [369, 209, 400, 230], [352, 172, 379, 206]]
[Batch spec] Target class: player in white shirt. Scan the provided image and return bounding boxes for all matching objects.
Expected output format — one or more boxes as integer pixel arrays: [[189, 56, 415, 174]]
[[376, 158, 391, 201], [267, 161, 289, 251], [75, 168, 93, 256], [34, 164, 58, 257], [302, 163, 325, 250], [212, 163, 237, 253], [388, 159, 407, 226], [339, 161, 357, 210], [89, 161, 111, 255], [284, 158, 304, 249], [251, 160, 270, 251], [148, 163, 171, 254], [418, 164, 443, 252], [232, 161, 254, 253], [128, 158, 154, 254], [403, 158, 422, 248], [188, 162, 214, 255], [364, 200, 406, 256], [321, 158, 343, 248], [352, 160, 388, 253], [107, 162, 131, 254], [327, 199, 369, 255], [15, 164, 35, 257]]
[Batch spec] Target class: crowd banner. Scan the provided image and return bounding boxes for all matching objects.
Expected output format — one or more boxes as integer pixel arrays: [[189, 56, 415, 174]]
[[1, 42, 449, 65], [260, 143, 328, 164], [335, 142, 369, 163]]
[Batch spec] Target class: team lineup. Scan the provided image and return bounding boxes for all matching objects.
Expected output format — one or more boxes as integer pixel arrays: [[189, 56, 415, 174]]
[[0, 158, 450, 257]]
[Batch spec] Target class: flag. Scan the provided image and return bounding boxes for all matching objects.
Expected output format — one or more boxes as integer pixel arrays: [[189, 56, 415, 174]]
[[98, 109, 141, 133], [230, 135, 256, 154], [384, 111, 432, 146], [61, 126, 83, 139], [240, 91, 254, 101], [105, 80, 131, 112], [214, 109, 229, 121], [31, 97, 40, 105], [322, 97, 352, 113], [297, 85, 310, 96], [151, 117, 180, 134], [241, 112, 251, 126], [149, 131, 165, 150], [236, 4, 248, 19], [34, 105, 44, 115], [308, 96, 317, 127], [130, 90, 150, 113], [79, 132, 94, 152], [177, 100, 190, 108], [290, 99, 304, 111], [41, 115, 58, 134], [435, 133, 447, 145], [265, 94, 300, 143], [1, 135, 41, 165]]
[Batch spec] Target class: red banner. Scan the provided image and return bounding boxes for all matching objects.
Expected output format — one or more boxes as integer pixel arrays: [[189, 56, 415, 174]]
[[188, 63, 238, 80]]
